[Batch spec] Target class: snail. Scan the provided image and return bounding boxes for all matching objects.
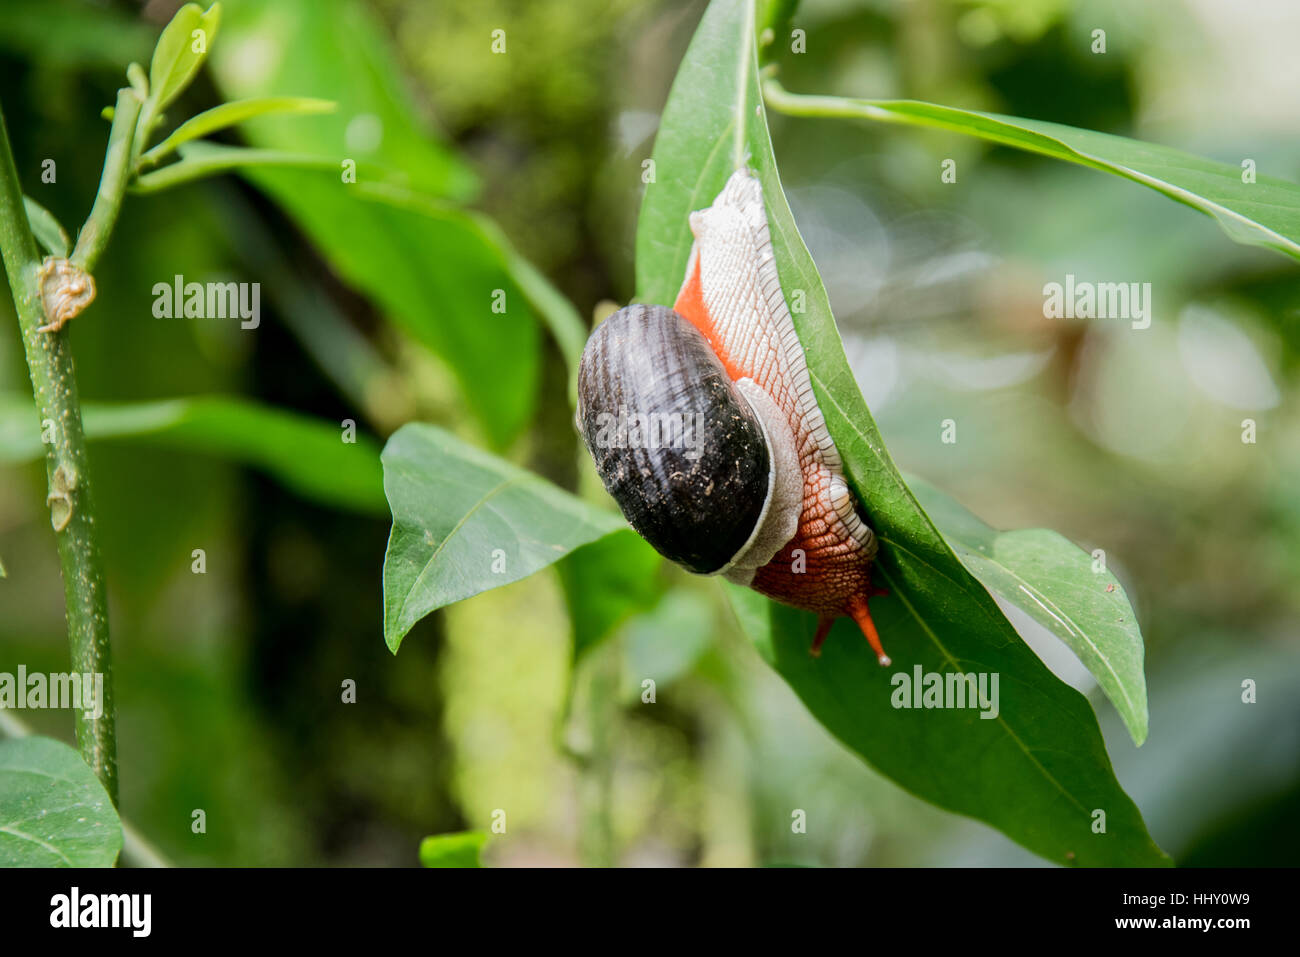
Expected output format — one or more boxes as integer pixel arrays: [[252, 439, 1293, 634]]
[[577, 169, 891, 665]]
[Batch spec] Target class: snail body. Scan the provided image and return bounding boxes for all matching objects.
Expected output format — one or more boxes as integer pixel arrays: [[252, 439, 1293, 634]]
[[578, 169, 890, 664]]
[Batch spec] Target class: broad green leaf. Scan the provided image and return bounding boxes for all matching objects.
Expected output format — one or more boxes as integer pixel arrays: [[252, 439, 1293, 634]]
[[142, 96, 336, 165], [23, 195, 69, 258], [209, 0, 570, 440], [234, 167, 541, 450], [419, 830, 486, 867], [763, 80, 1300, 263], [730, 586, 1163, 867], [134, 150, 543, 447], [382, 423, 625, 652], [133, 142, 568, 446], [0, 737, 122, 867], [557, 530, 664, 662], [144, 2, 221, 124], [0, 394, 384, 515], [909, 475, 1149, 746], [211, 0, 476, 200], [640, 0, 1166, 866]]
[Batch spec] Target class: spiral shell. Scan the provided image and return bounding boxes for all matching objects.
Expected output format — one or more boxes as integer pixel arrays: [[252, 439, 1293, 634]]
[[578, 304, 780, 574]]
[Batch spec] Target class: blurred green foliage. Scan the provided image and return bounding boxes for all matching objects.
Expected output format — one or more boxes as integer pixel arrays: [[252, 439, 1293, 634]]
[[0, 0, 1296, 866]]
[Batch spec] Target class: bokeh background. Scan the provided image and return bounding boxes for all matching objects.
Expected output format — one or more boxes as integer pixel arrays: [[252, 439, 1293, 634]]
[[1, 0, 1297, 866]]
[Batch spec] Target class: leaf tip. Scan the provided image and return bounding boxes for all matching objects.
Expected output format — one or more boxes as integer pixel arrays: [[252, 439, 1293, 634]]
[[382, 601, 411, 655]]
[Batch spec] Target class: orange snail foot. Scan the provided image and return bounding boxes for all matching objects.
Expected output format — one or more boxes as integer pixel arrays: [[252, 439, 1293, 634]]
[[808, 585, 891, 666]]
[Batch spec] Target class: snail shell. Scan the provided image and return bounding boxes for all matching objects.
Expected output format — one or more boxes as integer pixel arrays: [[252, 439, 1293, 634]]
[[578, 169, 891, 664], [577, 304, 801, 576]]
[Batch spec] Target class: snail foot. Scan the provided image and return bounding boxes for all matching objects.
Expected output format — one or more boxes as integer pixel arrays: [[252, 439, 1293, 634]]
[[809, 616, 835, 657]]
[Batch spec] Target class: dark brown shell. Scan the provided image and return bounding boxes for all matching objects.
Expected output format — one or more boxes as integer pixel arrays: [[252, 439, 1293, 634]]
[[577, 304, 769, 574]]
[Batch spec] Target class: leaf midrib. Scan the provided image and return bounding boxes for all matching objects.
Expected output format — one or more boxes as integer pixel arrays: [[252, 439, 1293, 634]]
[[769, 86, 1300, 259], [874, 558, 1089, 818], [0, 823, 74, 866], [809, 374, 1092, 816]]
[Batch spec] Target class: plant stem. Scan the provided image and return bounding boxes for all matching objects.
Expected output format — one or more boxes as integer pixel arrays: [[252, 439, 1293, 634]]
[[0, 102, 118, 805], [577, 651, 617, 867], [760, 76, 896, 123], [71, 88, 141, 273]]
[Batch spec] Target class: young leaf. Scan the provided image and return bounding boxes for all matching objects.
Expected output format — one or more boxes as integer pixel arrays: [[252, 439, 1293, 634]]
[[23, 195, 69, 257], [132, 141, 347, 192], [145, 2, 221, 123], [909, 475, 1149, 746], [763, 80, 1300, 263], [141, 96, 336, 165], [639, 0, 1167, 866], [126, 61, 148, 101], [382, 423, 625, 652], [419, 830, 486, 867], [0, 737, 122, 867], [0, 394, 385, 515]]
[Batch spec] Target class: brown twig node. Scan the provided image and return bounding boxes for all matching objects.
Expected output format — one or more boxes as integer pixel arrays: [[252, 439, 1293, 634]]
[[47, 463, 78, 532], [36, 256, 95, 333]]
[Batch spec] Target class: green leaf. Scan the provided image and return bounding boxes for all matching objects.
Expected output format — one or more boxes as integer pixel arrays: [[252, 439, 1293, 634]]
[[557, 530, 664, 662], [763, 80, 1300, 263], [136, 152, 543, 447], [141, 96, 336, 165], [639, 0, 1167, 866], [208, 0, 568, 439], [233, 168, 541, 450], [0, 737, 122, 867], [382, 423, 625, 652], [418, 830, 486, 867], [145, 2, 221, 123], [909, 475, 1149, 746], [0, 394, 384, 515], [23, 195, 69, 258], [211, 0, 476, 200], [127, 62, 149, 100], [132, 141, 350, 193], [730, 587, 1165, 868], [131, 134, 554, 447]]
